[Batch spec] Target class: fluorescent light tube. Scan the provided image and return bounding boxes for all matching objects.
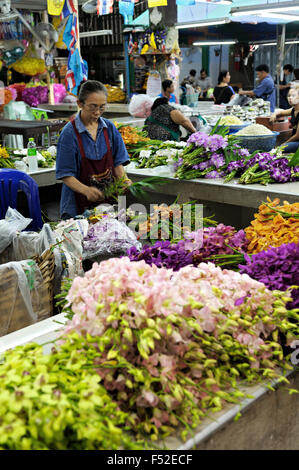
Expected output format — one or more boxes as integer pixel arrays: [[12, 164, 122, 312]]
[[175, 18, 228, 29], [231, 1, 299, 17], [79, 30, 113, 37], [258, 12, 299, 21], [195, 0, 232, 4], [193, 40, 236, 45]]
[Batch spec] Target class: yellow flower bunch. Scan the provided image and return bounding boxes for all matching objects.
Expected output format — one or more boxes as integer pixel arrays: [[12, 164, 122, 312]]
[[0, 146, 9, 159], [245, 197, 299, 253]]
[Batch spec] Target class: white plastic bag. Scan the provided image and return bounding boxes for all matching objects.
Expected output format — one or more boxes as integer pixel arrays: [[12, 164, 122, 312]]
[[128, 94, 153, 118], [83, 218, 141, 260], [0, 207, 32, 254], [0, 259, 51, 336], [54, 219, 89, 278]]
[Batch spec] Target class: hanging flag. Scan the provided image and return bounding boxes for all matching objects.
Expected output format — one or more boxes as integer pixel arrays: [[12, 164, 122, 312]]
[[147, 0, 167, 7], [60, 0, 76, 19], [65, 48, 88, 94], [128, 33, 134, 54], [47, 0, 65, 16], [62, 14, 78, 53], [176, 0, 195, 4], [97, 0, 114, 16], [119, 0, 134, 24]]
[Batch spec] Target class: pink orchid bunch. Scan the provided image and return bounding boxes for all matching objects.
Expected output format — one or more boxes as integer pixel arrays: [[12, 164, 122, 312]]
[[61, 258, 299, 440]]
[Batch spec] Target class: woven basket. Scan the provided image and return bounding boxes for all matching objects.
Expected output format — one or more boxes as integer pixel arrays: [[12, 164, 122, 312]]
[[32, 248, 55, 314]]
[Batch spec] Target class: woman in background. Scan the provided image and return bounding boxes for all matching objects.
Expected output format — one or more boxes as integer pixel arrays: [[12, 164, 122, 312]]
[[145, 97, 196, 142], [270, 85, 299, 153], [213, 70, 235, 104]]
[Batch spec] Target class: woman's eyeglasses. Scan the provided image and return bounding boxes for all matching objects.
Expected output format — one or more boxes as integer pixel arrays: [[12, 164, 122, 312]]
[[85, 103, 106, 111]]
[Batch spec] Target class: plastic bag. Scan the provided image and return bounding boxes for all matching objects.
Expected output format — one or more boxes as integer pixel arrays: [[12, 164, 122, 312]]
[[54, 219, 89, 279], [0, 259, 50, 336], [83, 218, 141, 260], [128, 94, 153, 118], [0, 207, 32, 254]]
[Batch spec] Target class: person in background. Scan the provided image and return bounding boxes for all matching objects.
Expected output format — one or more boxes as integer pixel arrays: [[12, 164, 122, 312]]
[[56, 80, 131, 219], [185, 69, 199, 88], [279, 64, 294, 109], [270, 85, 299, 153], [159, 79, 178, 104], [239, 64, 276, 112], [213, 70, 235, 104], [197, 68, 212, 98], [145, 97, 196, 142]]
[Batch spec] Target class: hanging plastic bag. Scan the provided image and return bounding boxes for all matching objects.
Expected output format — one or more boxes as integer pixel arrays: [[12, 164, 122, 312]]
[[12, 42, 46, 76], [0, 207, 32, 254], [128, 93, 153, 118]]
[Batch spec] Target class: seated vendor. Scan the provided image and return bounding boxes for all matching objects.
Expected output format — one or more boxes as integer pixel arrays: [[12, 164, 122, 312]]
[[56, 80, 131, 219], [270, 85, 299, 153], [144, 97, 196, 142]]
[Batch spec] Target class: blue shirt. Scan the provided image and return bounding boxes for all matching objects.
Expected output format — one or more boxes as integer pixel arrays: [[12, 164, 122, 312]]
[[56, 113, 130, 219], [158, 92, 177, 104], [253, 75, 276, 112]]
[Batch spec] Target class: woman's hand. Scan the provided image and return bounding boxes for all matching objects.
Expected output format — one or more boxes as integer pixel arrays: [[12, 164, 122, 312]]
[[269, 111, 279, 122], [123, 177, 133, 186], [85, 186, 104, 202]]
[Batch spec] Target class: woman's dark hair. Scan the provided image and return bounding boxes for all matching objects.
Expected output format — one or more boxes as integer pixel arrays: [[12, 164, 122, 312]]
[[189, 69, 197, 77], [294, 68, 299, 80], [162, 79, 173, 92], [283, 64, 294, 73], [256, 64, 269, 73], [151, 97, 169, 111], [218, 70, 229, 84], [200, 68, 207, 74], [78, 80, 107, 102]]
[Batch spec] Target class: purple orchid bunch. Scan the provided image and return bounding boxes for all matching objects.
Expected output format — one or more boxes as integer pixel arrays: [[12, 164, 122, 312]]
[[239, 242, 299, 309], [127, 224, 248, 270], [238, 153, 299, 185], [175, 131, 249, 181]]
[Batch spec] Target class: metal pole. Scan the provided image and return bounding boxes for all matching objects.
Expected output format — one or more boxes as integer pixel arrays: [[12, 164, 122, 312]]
[[276, 23, 286, 108], [124, 34, 131, 102]]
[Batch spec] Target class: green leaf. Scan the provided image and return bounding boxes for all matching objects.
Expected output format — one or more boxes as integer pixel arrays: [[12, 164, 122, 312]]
[[288, 146, 299, 167]]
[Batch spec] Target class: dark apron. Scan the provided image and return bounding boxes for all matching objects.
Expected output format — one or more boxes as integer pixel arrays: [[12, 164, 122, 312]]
[[71, 119, 116, 215]]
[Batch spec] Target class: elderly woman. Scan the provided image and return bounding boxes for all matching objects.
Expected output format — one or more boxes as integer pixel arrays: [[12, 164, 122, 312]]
[[56, 80, 131, 219], [145, 97, 196, 142]]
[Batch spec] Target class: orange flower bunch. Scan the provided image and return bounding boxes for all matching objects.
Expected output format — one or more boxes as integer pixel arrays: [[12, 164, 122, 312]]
[[116, 123, 150, 146], [245, 197, 299, 253]]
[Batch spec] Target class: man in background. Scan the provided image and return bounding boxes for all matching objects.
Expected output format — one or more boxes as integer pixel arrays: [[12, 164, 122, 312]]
[[279, 64, 294, 109], [239, 64, 276, 112], [159, 79, 178, 104], [197, 68, 212, 97]]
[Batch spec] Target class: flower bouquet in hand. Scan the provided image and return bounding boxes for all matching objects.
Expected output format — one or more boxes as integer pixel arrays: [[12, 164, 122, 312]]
[[103, 175, 169, 202]]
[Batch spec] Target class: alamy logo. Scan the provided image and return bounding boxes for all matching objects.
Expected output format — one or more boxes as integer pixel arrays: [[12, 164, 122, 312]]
[[290, 340, 299, 366]]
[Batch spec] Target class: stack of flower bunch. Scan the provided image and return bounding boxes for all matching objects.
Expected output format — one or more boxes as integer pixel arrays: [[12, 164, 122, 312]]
[[135, 201, 217, 243], [245, 198, 299, 254], [175, 130, 249, 180], [133, 141, 188, 169], [104, 84, 126, 103], [127, 223, 248, 271], [225, 149, 299, 185], [238, 198, 299, 309], [115, 122, 153, 156], [54, 257, 299, 445], [0, 145, 15, 168]]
